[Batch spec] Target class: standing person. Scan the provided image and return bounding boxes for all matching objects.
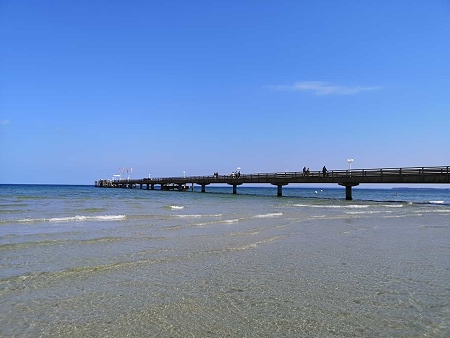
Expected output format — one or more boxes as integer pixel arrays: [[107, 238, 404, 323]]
[[322, 166, 328, 177], [303, 166, 307, 177]]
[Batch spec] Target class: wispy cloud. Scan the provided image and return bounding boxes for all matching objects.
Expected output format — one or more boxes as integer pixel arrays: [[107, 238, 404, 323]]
[[271, 81, 381, 95], [0, 119, 10, 126]]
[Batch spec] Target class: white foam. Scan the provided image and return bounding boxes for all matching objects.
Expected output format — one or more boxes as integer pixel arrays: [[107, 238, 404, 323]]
[[18, 215, 126, 223], [294, 204, 340, 208], [16, 218, 41, 222], [253, 212, 283, 218], [346, 210, 393, 215], [49, 215, 126, 222], [170, 205, 184, 210], [429, 200, 445, 204], [413, 209, 450, 214], [222, 219, 239, 223], [193, 219, 239, 227], [295, 204, 370, 209], [172, 214, 222, 218], [383, 214, 413, 218], [383, 204, 403, 208]]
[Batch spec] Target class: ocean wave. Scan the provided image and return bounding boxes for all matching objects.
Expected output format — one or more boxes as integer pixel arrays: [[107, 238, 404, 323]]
[[16, 196, 48, 200], [253, 212, 283, 218], [0, 236, 127, 251], [193, 219, 239, 227], [346, 210, 394, 215], [52, 215, 126, 222], [221, 219, 239, 223], [294, 204, 370, 209], [160, 218, 238, 230], [1, 254, 179, 286], [230, 228, 262, 236], [209, 235, 285, 252], [412, 209, 450, 214], [0, 203, 29, 207], [428, 200, 445, 204], [383, 215, 413, 218], [171, 214, 223, 218], [0, 209, 23, 214], [163, 205, 185, 210], [16, 215, 126, 223], [417, 224, 449, 229], [76, 208, 108, 213]]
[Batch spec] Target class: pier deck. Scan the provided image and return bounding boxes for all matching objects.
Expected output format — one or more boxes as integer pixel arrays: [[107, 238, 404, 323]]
[[95, 166, 450, 200]]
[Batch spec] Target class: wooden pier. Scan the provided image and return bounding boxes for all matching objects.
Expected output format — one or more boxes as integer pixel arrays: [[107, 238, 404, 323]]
[[95, 166, 450, 200]]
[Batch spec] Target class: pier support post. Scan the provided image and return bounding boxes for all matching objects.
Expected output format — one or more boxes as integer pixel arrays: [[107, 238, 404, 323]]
[[271, 183, 288, 197], [338, 183, 360, 200], [277, 185, 283, 197], [345, 185, 352, 200], [151, 184, 154, 190], [201, 184, 206, 193], [233, 185, 237, 194]]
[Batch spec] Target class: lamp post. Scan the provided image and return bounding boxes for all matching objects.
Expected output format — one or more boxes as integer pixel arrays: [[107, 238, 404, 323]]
[[347, 159, 354, 175], [183, 171, 186, 178], [148, 174, 151, 179]]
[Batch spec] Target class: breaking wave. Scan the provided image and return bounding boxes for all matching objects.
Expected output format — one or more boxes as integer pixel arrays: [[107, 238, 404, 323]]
[[253, 212, 283, 218], [294, 204, 370, 209], [171, 214, 223, 218], [428, 200, 444, 205], [15, 215, 126, 223]]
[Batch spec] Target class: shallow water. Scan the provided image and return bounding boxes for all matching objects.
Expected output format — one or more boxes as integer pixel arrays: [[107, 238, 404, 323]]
[[1, 185, 449, 337]]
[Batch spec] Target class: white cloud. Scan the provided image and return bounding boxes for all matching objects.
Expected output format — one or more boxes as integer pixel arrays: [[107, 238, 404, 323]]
[[271, 81, 381, 95], [0, 119, 10, 126]]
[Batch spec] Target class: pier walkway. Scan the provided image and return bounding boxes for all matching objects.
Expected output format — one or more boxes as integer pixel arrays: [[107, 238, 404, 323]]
[[95, 166, 450, 200]]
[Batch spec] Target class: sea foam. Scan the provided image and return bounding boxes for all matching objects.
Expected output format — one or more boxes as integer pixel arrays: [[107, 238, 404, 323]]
[[253, 212, 283, 218], [17, 215, 126, 223]]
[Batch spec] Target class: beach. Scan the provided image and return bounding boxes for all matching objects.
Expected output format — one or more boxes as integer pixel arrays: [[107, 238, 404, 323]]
[[1, 185, 449, 337]]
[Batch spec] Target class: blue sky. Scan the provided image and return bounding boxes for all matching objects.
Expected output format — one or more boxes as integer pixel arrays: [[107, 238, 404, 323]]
[[1, 0, 449, 185]]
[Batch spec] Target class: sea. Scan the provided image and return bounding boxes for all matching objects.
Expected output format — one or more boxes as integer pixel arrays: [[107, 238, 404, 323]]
[[1, 184, 449, 337]]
